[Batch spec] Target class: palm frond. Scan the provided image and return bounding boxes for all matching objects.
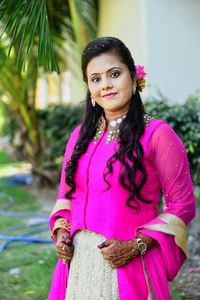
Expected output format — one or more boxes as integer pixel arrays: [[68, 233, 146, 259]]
[[74, 0, 98, 41], [0, 0, 59, 73]]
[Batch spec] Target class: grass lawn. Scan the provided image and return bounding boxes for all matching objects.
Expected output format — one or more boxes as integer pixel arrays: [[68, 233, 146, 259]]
[[0, 151, 56, 300]]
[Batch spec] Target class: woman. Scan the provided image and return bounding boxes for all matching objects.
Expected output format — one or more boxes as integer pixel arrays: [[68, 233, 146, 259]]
[[48, 37, 196, 300]]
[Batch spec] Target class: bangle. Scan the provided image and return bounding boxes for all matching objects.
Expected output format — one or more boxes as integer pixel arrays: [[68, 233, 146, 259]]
[[135, 237, 147, 255], [51, 218, 70, 240]]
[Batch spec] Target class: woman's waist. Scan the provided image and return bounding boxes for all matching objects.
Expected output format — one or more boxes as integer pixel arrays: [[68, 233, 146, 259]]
[[71, 204, 158, 227], [69, 214, 157, 240]]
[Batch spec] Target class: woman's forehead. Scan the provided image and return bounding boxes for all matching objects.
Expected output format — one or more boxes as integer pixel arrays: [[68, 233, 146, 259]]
[[86, 52, 126, 76]]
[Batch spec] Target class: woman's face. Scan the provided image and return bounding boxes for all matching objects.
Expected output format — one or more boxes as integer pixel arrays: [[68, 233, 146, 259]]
[[86, 51, 133, 117]]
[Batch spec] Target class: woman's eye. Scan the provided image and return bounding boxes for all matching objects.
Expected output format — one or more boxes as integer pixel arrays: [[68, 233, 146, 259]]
[[91, 77, 100, 83], [111, 71, 120, 78]]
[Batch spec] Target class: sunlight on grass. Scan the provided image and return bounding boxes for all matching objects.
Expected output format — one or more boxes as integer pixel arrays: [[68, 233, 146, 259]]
[[0, 151, 12, 164], [0, 151, 32, 177]]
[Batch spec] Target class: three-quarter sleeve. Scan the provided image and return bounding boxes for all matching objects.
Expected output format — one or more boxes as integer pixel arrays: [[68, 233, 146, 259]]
[[136, 122, 196, 280], [49, 125, 81, 234], [150, 122, 195, 226]]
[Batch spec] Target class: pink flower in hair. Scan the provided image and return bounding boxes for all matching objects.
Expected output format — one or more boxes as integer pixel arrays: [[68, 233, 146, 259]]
[[135, 65, 147, 79]]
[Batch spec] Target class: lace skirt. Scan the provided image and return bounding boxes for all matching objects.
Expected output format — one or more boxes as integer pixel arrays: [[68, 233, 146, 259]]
[[65, 230, 119, 300]]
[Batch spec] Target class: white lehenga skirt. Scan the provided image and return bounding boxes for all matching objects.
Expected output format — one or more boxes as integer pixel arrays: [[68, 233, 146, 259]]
[[65, 230, 120, 300]]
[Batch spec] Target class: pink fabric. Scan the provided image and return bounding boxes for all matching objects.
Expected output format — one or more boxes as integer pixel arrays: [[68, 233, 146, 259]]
[[48, 120, 196, 300], [49, 126, 81, 232]]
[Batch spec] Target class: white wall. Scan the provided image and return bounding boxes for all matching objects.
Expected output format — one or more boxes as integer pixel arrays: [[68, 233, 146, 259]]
[[98, 0, 200, 102], [98, 0, 148, 71], [146, 0, 200, 102]]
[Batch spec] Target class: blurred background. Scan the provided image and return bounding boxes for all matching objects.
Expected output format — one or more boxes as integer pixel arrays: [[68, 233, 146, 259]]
[[0, 0, 199, 299]]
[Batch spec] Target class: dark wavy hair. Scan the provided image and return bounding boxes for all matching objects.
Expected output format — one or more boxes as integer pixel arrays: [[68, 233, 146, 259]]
[[65, 37, 152, 211]]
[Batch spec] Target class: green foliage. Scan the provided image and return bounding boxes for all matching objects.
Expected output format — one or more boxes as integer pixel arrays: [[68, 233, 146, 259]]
[[0, 151, 12, 164], [0, 0, 98, 73], [0, 103, 6, 136], [0, 0, 59, 72], [37, 104, 83, 167], [0, 103, 14, 137], [145, 91, 200, 185]]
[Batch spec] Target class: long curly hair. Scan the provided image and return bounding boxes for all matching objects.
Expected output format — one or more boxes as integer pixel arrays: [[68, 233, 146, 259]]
[[65, 37, 152, 211]]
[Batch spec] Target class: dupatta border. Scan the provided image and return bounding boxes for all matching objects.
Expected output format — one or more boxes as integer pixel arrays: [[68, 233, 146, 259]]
[[50, 199, 71, 216], [138, 213, 187, 256]]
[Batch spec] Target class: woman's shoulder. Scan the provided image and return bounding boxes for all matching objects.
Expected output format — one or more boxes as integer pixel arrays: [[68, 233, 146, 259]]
[[62, 124, 82, 157], [145, 116, 184, 148], [143, 114, 166, 138], [65, 124, 81, 148], [70, 124, 81, 138], [143, 114, 181, 144], [144, 114, 165, 127]]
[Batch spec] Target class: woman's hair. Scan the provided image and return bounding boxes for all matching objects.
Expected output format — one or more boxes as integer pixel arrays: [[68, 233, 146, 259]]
[[65, 37, 151, 211]]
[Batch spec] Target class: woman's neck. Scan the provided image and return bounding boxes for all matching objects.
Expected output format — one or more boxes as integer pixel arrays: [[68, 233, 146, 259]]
[[104, 110, 128, 123]]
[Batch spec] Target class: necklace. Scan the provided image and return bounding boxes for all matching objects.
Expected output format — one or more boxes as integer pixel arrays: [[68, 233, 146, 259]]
[[94, 113, 154, 144]]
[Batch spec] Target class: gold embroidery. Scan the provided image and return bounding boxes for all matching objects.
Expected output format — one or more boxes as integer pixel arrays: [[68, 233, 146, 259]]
[[50, 199, 71, 216], [138, 213, 187, 255], [93, 114, 154, 144], [51, 218, 70, 240]]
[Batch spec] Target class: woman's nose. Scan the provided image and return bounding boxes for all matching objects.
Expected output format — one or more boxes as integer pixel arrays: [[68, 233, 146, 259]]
[[101, 77, 113, 90]]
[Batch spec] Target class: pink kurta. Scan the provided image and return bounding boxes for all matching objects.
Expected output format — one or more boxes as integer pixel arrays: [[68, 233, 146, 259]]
[[48, 118, 196, 300]]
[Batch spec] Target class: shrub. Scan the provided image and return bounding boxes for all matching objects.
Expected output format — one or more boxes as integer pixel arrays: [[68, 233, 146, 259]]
[[37, 104, 83, 170]]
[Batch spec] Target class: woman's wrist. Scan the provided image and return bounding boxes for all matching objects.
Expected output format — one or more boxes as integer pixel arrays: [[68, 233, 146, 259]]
[[133, 233, 158, 256], [56, 228, 70, 240], [51, 218, 70, 240]]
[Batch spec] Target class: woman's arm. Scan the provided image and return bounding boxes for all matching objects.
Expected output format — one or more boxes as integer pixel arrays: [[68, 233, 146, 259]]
[[136, 122, 196, 279], [99, 123, 196, 271]]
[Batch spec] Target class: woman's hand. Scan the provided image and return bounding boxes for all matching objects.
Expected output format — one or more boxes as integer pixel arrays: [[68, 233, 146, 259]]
[[56, 228, 74, 263], [98, 238, 140, 269]]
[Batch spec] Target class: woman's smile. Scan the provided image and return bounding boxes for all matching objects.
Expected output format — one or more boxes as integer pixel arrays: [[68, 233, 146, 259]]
[[102, 92, 118, 99]]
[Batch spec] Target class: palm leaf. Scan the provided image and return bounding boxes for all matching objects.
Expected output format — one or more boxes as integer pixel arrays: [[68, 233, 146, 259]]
[[0, 0, 59, 73]]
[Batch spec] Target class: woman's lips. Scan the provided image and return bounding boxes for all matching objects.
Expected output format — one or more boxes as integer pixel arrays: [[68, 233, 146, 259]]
[[102, 92, 118, 98]]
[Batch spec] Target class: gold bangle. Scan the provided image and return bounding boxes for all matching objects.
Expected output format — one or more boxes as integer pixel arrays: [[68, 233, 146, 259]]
[[51, 218, 70, 240]]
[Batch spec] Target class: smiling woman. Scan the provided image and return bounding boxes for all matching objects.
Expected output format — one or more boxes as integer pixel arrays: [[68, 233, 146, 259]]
[[48, 37, 196, 300]]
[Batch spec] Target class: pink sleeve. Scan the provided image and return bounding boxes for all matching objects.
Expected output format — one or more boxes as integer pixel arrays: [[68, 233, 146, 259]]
[[49, 125, 81, 233], [137, 122, 196, 280], [150, 122, 195, 224]]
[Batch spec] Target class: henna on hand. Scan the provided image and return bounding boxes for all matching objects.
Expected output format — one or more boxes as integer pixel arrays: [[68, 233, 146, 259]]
[[56, 228, 74, 263], [98, 234, 157, 269], [98, 238, 140, 269]]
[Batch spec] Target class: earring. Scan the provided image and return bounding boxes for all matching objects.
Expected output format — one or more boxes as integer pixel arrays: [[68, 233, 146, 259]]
[[133, 80, 137, 95], [91, 96, 95, 107]]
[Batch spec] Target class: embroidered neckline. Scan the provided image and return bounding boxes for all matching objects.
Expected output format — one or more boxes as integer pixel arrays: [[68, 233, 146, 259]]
[[93, 113, 154, 144]]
